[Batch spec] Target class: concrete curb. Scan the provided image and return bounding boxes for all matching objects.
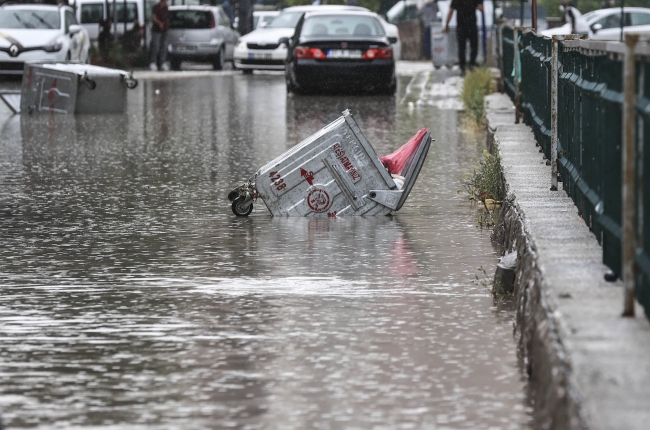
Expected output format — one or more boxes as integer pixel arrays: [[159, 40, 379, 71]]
[[485, 93, 650, 430]]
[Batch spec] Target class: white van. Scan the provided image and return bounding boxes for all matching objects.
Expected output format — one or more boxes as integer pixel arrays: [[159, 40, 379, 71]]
[[74, 0, 147, 41]]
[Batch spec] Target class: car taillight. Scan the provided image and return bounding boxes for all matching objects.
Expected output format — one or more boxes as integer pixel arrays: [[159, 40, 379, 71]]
[[362, 47, 393, 60], [210, 12, 216, 29], [295, 47, 326, 59]]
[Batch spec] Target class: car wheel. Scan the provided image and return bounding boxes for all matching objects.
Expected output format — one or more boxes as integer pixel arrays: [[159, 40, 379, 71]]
[[170, 57, 181, 71], [213, 48, 224, 70]]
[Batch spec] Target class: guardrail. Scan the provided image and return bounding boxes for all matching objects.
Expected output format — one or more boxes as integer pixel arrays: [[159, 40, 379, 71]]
[[498, 23, 650, 318]]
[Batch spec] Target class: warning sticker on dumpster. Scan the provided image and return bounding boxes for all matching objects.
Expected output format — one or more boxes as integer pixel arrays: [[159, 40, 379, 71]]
[[307, 188, 331, 212], [332, 143, 362, 183]]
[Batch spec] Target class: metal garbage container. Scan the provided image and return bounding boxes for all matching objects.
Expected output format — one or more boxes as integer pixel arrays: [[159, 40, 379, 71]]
[[431, 23, 457, 69], [228, 110, 432, 217], [431, 22, 491, 69], [20, 63, 138, 115]]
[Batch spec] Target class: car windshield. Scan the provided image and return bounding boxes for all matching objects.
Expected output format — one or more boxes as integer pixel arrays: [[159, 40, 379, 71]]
[[266, 11, 302, 28], [0, 9, 60, 29], [169, 10, 213, 29], [301, 15, 384, 37]]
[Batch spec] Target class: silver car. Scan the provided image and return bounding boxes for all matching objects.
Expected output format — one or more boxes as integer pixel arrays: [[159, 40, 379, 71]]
[[166, 5, 239, 70]]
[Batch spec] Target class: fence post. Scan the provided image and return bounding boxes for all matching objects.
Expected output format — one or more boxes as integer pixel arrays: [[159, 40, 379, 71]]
[[622, 33, 639, 317], [550, 35, 560, 191], [497, 21, 504, 93], [514, 27, 521, 124]]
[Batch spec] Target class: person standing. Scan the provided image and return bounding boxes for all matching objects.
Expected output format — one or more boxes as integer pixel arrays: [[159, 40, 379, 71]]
[[150, 0, 170, 71], [561, 0, 577, 34], [222, 0, 235, 24], [443, 0, 483, 75], [420, 0, 439, 60]]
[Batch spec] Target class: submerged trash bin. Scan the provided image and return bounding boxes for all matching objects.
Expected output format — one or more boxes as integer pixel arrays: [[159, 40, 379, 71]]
[[228, 110, 432, 217], [20, 62, 138, 115]]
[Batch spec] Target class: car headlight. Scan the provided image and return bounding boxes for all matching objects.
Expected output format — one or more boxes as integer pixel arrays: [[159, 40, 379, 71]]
[[236, 40, 246, 49], [43, 39, 63, 53]]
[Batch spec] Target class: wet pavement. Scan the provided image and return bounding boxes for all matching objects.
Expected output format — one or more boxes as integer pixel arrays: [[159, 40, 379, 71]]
[[0, 68, 532, 429]]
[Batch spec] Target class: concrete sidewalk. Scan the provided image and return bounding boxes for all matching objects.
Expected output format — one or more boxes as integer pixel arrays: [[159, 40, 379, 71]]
[[486, 93, 650, 430]]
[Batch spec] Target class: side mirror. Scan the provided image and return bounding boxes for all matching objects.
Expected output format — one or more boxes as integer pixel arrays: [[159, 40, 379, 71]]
[[388, 36, 398, 44], [279, 37, 290, 46], [68, 24, 82, 35], [259, 21, 267, 28], [591, 23, 603, 33]]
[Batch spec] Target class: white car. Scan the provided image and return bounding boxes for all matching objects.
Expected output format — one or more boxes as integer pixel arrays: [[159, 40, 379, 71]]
[[233, 5, 401, 73], [0, 4, 90, 75], [541, 7, 650, 40]]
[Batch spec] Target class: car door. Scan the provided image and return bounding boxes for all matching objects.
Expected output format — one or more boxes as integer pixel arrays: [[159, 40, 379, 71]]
[[65, 10, 83, 60], [590, 12, 628, 40]]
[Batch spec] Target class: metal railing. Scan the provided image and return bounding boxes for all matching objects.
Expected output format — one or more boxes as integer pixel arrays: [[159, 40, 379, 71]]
[[498, 23, 650, 318]]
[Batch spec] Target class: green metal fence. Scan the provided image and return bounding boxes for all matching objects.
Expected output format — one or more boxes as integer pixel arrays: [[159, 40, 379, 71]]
[[520, 30, 552, 159], [499, 25, 650, 319], [637, 60, 650, 315]]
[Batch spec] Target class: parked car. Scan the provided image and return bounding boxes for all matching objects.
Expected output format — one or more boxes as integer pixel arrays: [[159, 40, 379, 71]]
[[284, 10, 396, 95], [254, 11, 280, 29], [378, 16, 401, 60], [166, 5, 239, 70], [541, 7, 650, 39], [233, 5, 401, 73], [76, 0, 145, 41], [0, 4, 90, 75]]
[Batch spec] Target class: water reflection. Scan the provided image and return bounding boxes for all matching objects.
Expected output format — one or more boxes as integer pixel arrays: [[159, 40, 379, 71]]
[[0, 73, 531, 429]]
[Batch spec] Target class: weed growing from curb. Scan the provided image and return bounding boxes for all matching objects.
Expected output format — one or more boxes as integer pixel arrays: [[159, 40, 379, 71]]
[[461, 67, 494, 126]]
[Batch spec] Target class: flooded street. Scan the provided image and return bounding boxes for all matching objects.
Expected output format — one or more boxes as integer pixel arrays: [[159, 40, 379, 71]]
[[0, 70, 532, 429]]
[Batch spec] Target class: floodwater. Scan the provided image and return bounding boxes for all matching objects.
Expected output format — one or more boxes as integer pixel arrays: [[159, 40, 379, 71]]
[[0, 71, 532, 429]]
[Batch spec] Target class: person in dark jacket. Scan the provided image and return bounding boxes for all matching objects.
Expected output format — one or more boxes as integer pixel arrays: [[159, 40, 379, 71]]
[[98, 18, 113, 59], [443, 0, 484, 75], [150, 0, 170, 71], [222, 0, 235, 23]]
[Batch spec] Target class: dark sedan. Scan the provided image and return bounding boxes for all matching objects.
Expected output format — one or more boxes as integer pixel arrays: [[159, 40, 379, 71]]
[[284, 11, 396, 95]]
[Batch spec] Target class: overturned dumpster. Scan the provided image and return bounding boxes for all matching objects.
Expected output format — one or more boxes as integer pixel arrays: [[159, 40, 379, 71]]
[[228, 110, 432, 216], [20, 63, 138, 115]]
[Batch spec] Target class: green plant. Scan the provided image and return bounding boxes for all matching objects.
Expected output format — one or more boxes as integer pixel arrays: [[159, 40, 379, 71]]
[[461, 67, 494, 125], [460, 147, 503, 203]]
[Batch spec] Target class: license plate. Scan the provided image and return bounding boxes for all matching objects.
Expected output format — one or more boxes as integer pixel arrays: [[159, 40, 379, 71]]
[[249, 53, 272, 59], [327, 49, 362, 59], [176, 45, 196, 52]]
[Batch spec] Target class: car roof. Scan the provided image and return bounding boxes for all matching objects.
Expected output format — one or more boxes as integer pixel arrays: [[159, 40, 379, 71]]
[[303, 10, 381, 19], [583, 7, 650, 21], [0, 4, 68, 10], [168, 5, 219, 11], [281, 5, 368, 13]]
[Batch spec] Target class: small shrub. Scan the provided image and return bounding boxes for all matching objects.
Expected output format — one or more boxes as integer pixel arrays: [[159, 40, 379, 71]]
[[461, 67, 494, 125], [460, 147, 503, 202]]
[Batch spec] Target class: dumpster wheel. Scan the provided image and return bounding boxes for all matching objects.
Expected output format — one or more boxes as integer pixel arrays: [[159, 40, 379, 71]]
[[232, 196, 253, 217]]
